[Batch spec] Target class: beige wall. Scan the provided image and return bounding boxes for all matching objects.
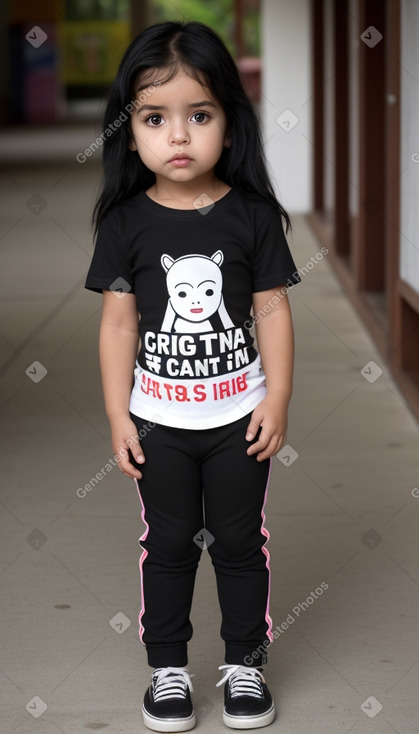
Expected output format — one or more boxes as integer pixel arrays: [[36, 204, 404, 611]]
[[348, 0, 359, 221], [261, 0, 312, 212], [400, 1, 419, 295]]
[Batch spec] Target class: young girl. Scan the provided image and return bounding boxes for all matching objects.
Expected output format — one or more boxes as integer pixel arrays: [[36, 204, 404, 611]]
[[85, 20, 300, 732]]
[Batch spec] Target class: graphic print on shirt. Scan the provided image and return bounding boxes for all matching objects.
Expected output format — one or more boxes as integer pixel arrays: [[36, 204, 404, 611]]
[[160, 250, 234, 333], [141, 248, 259, 395], [85, 190, 301, 426]]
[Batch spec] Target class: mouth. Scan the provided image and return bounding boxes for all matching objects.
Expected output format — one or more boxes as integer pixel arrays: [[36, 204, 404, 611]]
[[169, 153, 193, 167], [190, 308, 203, 314], [169, 153, 192, 161]]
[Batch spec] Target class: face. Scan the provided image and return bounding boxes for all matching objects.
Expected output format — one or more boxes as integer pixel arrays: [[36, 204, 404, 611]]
[[129, 69, 230, 186], [165, 255, 223, 323]]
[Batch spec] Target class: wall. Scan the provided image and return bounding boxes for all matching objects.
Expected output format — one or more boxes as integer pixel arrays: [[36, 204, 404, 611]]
[[261, 0, 312, 212], [400, 1, 419, 295], [322, 0, 334, 217], [348, 0, 359, 221]]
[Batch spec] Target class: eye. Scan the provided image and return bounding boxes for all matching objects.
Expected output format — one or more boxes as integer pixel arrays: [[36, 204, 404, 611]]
[[178, 291, 187, 298], [205, 289, 214, 296], [191, 112, 209, 124], [146, 114, 163, 126]]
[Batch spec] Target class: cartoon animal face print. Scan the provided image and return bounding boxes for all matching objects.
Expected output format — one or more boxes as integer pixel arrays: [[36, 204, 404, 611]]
[[161, 251, 228, 324], [161, 251, 223, 323]]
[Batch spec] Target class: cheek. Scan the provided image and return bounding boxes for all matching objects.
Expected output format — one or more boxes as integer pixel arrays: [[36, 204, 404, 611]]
[[172, 297, 193, 318], [136, 134, 154, 154], [172, 293, 191, 309], [203, 290, 221, 310], [209, 120, 228, 141], [131, 127, 162, 156]]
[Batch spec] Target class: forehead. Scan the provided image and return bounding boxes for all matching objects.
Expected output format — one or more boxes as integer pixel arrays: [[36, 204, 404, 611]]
[[133, 68, 217, 106], [168, 257, 222, 280]]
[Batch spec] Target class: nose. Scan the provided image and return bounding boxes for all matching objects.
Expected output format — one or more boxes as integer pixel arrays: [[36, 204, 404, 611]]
[[169, 119, 190, 145]]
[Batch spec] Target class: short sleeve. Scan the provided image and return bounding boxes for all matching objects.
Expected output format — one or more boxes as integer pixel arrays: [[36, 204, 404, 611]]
[[252, 204, 301, 292], [84, 207, 134, 295]]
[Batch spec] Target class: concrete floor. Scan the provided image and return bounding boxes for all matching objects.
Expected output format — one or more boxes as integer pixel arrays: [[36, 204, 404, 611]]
[[1, 126, 419, 734]]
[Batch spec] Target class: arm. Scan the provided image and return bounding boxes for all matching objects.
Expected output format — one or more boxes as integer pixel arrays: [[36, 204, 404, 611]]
[[246, 287, 295, 461], [99, 290, 145, 479]]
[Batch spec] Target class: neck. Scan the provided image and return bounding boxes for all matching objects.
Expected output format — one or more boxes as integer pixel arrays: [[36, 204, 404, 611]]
[[147, 175, 231, 209]]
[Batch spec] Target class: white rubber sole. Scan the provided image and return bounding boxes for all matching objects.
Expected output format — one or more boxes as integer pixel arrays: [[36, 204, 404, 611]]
[[223, 703, 275, 729], [142, 705, 196, 732]]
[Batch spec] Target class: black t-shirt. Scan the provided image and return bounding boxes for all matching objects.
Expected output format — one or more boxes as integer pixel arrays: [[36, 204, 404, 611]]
[[85, 188, 300, 428]]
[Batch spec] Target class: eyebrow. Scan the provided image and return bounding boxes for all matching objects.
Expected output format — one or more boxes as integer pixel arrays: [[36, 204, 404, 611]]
[[137, 101, 218, 112]]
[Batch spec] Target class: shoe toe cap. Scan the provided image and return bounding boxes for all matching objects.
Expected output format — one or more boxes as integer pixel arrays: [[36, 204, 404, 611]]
[[144, 689, 194, 719], [224, 683, 273, 717]]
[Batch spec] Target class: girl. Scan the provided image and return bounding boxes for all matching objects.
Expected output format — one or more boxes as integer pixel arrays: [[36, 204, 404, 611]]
[[85, 20, 300, 732]]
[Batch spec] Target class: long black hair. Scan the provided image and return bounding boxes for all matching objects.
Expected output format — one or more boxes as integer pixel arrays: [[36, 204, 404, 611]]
[[92, 20, 291, 236]]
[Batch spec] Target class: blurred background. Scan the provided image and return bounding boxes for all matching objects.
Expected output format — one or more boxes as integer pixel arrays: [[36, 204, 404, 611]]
[[1, 0, 418, 414], [0, 0, 260, 124], [1, 3, 419, 732]]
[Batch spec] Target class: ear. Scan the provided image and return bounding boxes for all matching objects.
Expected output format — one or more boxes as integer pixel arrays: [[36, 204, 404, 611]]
[[161, 254, 174, 272], [223, 130, 231, 148], [211, 250, 224, 266], [128, 136, 137, 152]]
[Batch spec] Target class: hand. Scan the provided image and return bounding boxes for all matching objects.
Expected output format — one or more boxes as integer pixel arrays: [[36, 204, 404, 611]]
[[245, 396, 288, 461], [110, 415, 145, 480]]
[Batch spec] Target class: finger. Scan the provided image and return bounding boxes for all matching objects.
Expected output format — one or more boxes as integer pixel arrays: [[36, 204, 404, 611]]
[[258, 432, 287, 461], [246, 427, 272, 455], [132, 445, 145, 464], [116, 441, 145, 479], [121, 467, 143, 479], [126, 434, 145, 464], [255, 435, 280, 462], [118, 454, 143, 479], [245, 415, 262, 441], [255, 445, 276, 462], [120, 433, 145, 465]]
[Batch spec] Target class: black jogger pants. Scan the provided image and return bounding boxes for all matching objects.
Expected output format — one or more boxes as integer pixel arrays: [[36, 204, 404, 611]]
[[129, 411, 273, 669]]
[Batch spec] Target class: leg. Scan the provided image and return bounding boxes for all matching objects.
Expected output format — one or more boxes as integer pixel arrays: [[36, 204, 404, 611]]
[[202, 414, 273, 668], [130, 414, 204, 669]]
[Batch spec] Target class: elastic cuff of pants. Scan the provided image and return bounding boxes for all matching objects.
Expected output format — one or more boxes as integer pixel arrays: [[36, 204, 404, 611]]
[[225, 642, 269, 668], [147, 644, 188, 669]]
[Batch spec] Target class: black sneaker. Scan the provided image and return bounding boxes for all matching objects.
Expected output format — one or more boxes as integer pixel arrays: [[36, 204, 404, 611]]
[[142, 666, 196, 732], [216, 664, 275, 729]]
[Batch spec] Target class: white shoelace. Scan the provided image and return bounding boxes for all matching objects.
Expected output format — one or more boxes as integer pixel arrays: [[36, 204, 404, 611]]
[[216, 664, 265, 698], [151, 667, 194, 702]]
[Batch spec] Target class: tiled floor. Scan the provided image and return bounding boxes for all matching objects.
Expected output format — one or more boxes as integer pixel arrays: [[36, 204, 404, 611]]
[[1, 126, 419, 733]]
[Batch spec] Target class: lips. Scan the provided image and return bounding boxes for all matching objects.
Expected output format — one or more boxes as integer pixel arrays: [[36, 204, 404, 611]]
[[169, 153, 192, 168], [169, 156, 192, 168], [169, 153, 192, 162], [190, 308, 203, 313]]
